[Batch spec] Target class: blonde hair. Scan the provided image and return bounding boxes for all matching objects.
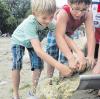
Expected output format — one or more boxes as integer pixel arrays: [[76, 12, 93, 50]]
[[31, 0, 56, 15]]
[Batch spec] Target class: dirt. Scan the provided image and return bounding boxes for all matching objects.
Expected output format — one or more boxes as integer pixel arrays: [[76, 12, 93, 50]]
[[0, 37, 99, 99]]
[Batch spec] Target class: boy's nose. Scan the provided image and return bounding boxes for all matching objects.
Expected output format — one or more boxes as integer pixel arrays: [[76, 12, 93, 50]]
[[46, 19, 51, 23], [46, 19, 51, 24], [78, 10, 85, 15], [75, 11, 83, 17]]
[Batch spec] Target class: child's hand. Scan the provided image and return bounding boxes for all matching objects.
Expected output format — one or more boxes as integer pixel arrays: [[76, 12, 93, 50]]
[[75, 52, 86, 72], [68, 56, 78, 72], [76, 56, 87, 72], [86, 56, 95, 69], [60, 65, 73, 77]]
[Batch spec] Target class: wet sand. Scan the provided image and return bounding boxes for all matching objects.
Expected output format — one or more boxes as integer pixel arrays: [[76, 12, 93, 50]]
[[0, 37, 99, 99]]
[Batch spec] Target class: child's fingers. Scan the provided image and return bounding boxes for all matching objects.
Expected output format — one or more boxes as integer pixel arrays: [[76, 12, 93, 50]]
[[77, 62, 87, 73], [61, 66, 73, 77], [69, 66, 77, 72], [69, 61, 78, 71], [86, 59, 95, 70], [86, 57, 95, 67]]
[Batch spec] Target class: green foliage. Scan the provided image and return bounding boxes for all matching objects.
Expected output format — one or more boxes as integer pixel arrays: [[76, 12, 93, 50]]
[[25, 8, 31, 17], [4, 0, 30, 18], [5, 16, 17, 34], [0, 0, 17, 34], [0, 0, 30, 35], [0, 1, 10, 29]]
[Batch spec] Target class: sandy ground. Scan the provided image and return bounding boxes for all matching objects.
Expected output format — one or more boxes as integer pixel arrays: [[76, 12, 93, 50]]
[[0, 37, 100, 99]]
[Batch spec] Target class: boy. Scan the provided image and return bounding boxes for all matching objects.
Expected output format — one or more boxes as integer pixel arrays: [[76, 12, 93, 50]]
[[56, 0, 95, 70], [47, 0, 95, 81], [11, 0, 73, 98]]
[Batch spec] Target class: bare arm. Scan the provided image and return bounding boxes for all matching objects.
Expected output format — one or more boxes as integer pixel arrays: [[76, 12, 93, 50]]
[[30, 39, 72, 76], [64, 33, 87, 72], [56, 9, 79, 71], [85, 9, 95, 64], [64, 34, 84, 56], [56, 9, 74, 60], [56, 9, 88, 71]]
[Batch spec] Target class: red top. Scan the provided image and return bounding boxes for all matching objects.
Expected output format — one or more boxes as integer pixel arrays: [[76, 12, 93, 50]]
[[96, 4, 100, 43], [98, 4, 100, 12], [62, 5, 86, 36], [93, 3, 100, 43]]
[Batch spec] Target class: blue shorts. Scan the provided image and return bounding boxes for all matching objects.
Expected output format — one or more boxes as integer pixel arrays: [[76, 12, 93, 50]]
[[46, 32, 67, 63], [11, 44, 43, 71], [46, 32, 59, 60], [59, 52, 68, 64], [46, 31, 85, 64]]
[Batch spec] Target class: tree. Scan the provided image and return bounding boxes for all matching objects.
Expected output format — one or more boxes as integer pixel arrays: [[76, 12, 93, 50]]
[[0, 0, 30, 34], [0, 1, 10, 33], [4, 0, 30, 19]]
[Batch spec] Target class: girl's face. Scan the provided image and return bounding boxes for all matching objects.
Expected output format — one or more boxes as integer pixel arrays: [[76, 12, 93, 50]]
[[69, 3, 90, 20], [35, 13, 54, 27]]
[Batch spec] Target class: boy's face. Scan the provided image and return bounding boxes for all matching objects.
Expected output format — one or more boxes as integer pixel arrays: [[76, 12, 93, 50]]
[[36, 13, 54, 27], [70, 3, 89, 20]]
